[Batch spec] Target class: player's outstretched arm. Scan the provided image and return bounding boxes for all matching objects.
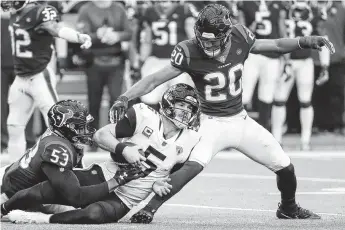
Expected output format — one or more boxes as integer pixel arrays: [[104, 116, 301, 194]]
[[130, 161, 203, 224], [250, 36, 335, 55], [39, 21, 92, 49]]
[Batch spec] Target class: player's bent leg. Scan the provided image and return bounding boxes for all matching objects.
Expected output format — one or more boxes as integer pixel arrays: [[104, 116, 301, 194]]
[[258, 57, 281, 130], [1, 181, 60, 216], [296, 59, 314, 149], [50, 194, 130, 224], [7, 77, 35, 162], [31, 68, 58, 126]]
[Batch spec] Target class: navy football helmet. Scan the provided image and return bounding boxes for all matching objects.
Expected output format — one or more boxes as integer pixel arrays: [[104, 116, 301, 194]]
[[194, 4, 233, 58], [48, 100, 96, 146]]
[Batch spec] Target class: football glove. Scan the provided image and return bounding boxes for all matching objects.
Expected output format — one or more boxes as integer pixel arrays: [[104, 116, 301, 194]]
[[113, 167, 145, 186], [316, 66, 329, 86], [298, 36, 335, 54], [109, 96, 129, 123]]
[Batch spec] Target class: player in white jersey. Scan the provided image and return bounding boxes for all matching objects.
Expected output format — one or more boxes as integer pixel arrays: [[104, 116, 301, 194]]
[[6, 83, 201, 224]]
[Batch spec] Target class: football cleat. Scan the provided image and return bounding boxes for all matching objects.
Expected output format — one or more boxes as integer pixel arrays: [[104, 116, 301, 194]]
[[8, 210, 51, 224], [276, 203, 321, 219], [130, 209, 154, 224]]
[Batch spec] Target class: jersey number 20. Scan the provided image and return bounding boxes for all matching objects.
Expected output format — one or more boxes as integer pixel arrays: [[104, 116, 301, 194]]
[[204, 64, 244, 102]]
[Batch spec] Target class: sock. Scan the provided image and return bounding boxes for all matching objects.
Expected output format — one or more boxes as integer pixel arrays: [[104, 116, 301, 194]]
[[7, 125, 26, 163], [300, 106, 314, 144], [258, 101, 272, 131], [271, 105, 286, 144], [275, 164, 297, 210]]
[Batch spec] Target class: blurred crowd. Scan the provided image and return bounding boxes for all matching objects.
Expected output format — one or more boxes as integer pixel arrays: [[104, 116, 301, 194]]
[[1, 0, 345, 152]]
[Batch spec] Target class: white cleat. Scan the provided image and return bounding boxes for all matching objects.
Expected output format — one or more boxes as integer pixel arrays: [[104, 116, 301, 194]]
[[8, 210, 51, 224]]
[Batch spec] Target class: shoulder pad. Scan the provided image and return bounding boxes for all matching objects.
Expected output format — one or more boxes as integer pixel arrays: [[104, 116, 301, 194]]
[[40, 136, 75, 169], [233, 24, 256, 47], [170, 40, 193, 71], [37, 5, 60, 25]]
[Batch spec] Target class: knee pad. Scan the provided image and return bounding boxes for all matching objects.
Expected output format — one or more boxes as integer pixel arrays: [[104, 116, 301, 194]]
[[84, 203, 106, 224], [300, 102, 311, 108], [275, 163, 294, 177], [273, 101, 286, 107]]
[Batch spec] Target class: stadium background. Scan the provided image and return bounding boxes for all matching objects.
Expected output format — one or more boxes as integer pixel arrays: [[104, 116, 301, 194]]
[[48, 0, 345, 150]]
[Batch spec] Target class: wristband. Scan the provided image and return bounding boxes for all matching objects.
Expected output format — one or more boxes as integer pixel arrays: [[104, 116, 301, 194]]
[[297, 37, 303, 49], [118, 95, 129, 103], [115, 142, 128, 155]]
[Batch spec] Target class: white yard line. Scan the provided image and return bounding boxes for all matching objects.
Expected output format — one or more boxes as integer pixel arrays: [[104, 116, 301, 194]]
[[200, 173, 345, 183], [164, 204, 345, 217]]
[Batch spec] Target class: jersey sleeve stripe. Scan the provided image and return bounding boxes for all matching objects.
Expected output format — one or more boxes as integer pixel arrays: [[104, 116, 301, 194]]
[[43, 69, 58, 102], [179, 42, 191, 66], [235, 25, 249, 44]]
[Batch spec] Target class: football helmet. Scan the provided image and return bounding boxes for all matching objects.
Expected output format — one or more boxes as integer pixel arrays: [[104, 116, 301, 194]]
[[160, 83, 200, 129], [289, 0, 313, 21], [194, 4, 233, 58], [48, 100, 96, 146], [0, 0, 34, 12]]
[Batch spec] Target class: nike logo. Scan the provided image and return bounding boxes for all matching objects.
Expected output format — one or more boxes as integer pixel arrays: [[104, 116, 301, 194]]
[[218, 62, 232, 68]]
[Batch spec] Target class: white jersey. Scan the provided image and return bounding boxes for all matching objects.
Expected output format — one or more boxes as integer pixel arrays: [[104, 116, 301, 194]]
[[101, 103, 201, 209]]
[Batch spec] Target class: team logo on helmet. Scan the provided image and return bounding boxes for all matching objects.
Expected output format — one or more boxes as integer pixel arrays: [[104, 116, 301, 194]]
[[50, 106, 74, 128]]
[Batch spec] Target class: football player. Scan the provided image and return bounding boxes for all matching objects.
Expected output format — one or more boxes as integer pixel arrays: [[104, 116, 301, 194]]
[[271, 0, 331, 150], [1, 0, 92, 162], [0, 100, 143, 215], [239, 0, 287, 130], [6, 84, 202, 224], [110, 4, 335, 222], [139, 0, 195, 109]]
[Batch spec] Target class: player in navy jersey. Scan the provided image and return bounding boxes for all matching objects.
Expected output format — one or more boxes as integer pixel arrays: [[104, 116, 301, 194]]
[[139, 1, 195, 108], [271, 0, 331, 150], [110, 4, 334, 221], [239, 1, 287, 130], [1, 0, 92, 163], [0, 100, 143, 217]]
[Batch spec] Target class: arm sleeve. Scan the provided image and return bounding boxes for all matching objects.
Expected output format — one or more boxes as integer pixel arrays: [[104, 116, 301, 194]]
[[115, 106, 137, 138], [41, 163, 110, 208]]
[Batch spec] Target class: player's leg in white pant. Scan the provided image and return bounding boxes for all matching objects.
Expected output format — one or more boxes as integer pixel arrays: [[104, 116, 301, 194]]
[[30, 68, 59, 126], [140, 57, 170, 108], [7, 77, 35, 163], [271, 69, 295, 144], [242, 54, 260, 109], [258, 56, 281, 130], [236, 116, 291, 171], [188, 112, 245, 167], [295, 58, 314, 149]]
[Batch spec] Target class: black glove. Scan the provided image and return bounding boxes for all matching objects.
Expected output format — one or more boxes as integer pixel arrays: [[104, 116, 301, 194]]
[[113, 167, 145, 186], [109, 96, 129, 123], [130, 209, 154, 224], [298, 36, 335, 54], [130, 66, 142, 84]]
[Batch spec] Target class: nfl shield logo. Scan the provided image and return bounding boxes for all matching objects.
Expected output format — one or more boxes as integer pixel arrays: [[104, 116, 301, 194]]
[[176, 146, 183, 154]]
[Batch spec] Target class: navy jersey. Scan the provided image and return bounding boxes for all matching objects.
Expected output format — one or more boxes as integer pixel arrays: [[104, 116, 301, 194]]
[[170, 25, 256, 116], [143, 4, 192, 58], [8, 3, 59, 77], [1, 130, 81, 197], [286, 7, 325, 59], [239, 1, 284, 58]]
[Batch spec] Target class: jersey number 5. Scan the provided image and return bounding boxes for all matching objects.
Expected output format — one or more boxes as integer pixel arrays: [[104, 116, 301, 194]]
[[204, 63, 244, 102]]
